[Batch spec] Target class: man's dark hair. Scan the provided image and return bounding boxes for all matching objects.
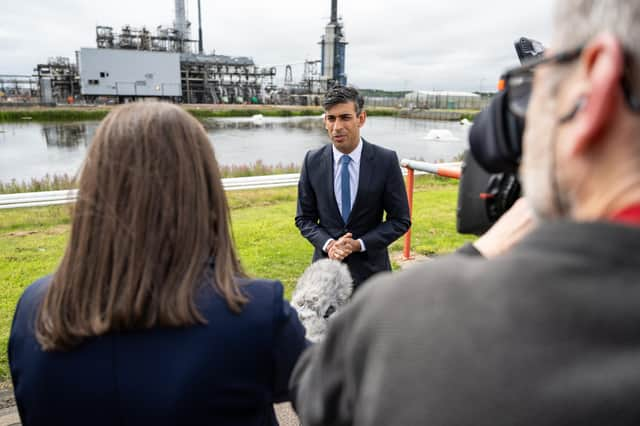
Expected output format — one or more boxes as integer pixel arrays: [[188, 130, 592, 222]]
[[323, 86, 365, 115]]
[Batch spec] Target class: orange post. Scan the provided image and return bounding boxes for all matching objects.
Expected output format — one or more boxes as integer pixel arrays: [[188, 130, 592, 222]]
[[436, 167, 461, 179], [403, 167, 415, 260]]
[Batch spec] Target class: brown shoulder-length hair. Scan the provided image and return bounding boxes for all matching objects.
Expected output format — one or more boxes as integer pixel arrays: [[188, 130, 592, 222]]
[[36, 102, 247, 351]]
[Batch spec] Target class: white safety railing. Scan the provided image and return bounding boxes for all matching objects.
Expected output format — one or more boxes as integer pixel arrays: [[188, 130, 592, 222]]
[[0, 165, 456, 210], [0, 174, 302, 210], [0, 190, 79, 210]]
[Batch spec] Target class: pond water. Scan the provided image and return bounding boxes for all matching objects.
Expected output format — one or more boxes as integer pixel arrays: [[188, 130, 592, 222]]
[[0, 116, 470, 183]]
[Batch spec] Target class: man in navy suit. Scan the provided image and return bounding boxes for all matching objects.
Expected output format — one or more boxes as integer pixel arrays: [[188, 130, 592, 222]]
[[295, 86, 411, 287]]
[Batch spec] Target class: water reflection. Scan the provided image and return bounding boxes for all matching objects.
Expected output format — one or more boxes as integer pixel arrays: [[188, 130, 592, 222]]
[[41, 123, 94, 148]]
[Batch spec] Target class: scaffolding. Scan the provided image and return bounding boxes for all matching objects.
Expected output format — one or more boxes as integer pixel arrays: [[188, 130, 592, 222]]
[[267, 60, 324, 105], [35, 57, 80, 104], [180, 54, 276, 104], [0, 74, 39, 102], [96, 25, 196, 53]]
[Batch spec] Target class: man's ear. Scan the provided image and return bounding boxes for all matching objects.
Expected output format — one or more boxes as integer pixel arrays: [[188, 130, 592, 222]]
[[571, 33, 625, 155], [358, 110, 367, 128]]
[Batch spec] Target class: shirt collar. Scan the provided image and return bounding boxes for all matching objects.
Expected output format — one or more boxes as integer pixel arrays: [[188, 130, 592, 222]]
[[332, 138, 363, 165]]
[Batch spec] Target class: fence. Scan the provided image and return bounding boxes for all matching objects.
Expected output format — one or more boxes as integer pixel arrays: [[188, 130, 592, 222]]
[[365, 94, 493, 110]]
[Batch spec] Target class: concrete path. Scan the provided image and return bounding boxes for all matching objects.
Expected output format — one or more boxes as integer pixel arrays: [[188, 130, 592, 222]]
[[0, 407, 19, 426], [274, 402, 300, 425]]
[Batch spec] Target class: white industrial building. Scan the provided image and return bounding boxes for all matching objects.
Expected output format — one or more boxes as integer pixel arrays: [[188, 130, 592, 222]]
[[78, 48, 182, 99]]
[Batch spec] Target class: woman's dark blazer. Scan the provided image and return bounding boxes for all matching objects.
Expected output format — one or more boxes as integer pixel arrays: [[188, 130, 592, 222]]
[[9, 275, 308, 426]]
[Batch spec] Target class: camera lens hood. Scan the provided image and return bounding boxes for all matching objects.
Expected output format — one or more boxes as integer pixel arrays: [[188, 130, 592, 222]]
[[469, 90, 524, 174]]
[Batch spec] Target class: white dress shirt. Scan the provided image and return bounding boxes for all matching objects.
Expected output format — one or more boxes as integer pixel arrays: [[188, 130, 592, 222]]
[[323, 138, 367, 253]]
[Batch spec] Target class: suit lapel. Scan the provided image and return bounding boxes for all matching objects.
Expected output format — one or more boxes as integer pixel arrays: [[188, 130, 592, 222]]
[[323, 145, 342, 221], [349, 139, 374, 224]]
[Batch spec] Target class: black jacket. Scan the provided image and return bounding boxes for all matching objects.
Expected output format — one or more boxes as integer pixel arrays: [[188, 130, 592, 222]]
[[295, 139, 411, 286]]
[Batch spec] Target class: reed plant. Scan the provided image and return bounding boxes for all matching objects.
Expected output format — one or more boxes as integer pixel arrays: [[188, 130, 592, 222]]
[[0, 174, 77, 194], [0, 109, 110, 122], [219, 160, 299, 177], [459, 111, 479, 121], [366, 108, 401, 117], [1, 163, 303, 194]]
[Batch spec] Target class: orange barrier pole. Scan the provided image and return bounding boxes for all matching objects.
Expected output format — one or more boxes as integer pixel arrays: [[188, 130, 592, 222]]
[[436, 167, 461, 179], [403, 167, 415, 260]]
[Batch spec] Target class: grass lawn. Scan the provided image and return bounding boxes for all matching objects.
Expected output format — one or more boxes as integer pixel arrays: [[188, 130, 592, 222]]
[[0, 175, 474, 382]]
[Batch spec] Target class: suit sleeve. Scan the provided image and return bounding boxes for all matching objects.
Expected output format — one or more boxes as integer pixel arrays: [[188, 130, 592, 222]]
[[360, 151, 411, 250], [271, 281, 310, 402], [295, 151, 333, 251]]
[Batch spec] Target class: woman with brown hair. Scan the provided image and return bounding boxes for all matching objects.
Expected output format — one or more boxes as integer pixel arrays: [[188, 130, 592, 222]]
[[8, 102, 308, 426]]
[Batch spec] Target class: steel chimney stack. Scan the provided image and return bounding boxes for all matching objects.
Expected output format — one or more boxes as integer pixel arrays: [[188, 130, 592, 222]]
[[331, 0, 338, 23]]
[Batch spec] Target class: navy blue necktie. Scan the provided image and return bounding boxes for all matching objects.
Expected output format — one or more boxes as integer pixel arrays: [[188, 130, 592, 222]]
[[340, 155, 351, 223]]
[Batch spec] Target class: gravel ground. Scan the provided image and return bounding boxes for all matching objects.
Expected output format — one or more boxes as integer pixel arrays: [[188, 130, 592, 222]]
[[0, 390, 14, 411], [274, 402, 300, 425]]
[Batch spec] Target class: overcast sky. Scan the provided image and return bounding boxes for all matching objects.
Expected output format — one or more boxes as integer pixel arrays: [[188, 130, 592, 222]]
[[1, 0, 555, 91]]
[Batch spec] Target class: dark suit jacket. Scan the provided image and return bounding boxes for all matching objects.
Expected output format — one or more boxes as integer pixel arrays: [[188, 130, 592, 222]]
[[9, 275, 308, 426], [295, 139, 411, 286]]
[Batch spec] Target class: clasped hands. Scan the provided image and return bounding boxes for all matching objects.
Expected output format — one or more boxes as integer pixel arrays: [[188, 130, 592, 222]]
[[327, 233, 361, 262]]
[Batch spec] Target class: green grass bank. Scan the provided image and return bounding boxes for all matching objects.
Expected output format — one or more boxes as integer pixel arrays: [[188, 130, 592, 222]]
[[0, 105, 406, 123], [0, 175, 473, 382], [0, 104, 478, 123]]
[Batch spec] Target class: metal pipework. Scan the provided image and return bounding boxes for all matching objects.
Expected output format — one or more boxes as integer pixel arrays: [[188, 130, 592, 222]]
[[331, 0, 338, 23], [400, 159, 461, 179], [197, 0, 203, 54], [174, 0, 187, 38]]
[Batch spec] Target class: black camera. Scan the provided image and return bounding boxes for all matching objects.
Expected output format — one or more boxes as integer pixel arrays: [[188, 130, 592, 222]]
[[456, 37, 544, 235]]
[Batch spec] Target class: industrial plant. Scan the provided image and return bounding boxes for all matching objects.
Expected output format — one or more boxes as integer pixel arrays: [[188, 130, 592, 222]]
[[0, 0, 349, 106]]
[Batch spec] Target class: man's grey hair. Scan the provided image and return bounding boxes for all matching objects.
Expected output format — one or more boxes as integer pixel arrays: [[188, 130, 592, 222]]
[[553, 0, 640, 91], [322, 86, 365, 116]]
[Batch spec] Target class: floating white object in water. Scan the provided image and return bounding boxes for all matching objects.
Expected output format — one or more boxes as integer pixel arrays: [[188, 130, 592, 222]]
[[459, 118, 471, 125], [424, 129, 458, 141], [251, 114, 265, 125]]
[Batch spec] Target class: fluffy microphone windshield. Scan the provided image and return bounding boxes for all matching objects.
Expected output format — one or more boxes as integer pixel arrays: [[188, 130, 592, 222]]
[[292, 259, 354, 342]]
